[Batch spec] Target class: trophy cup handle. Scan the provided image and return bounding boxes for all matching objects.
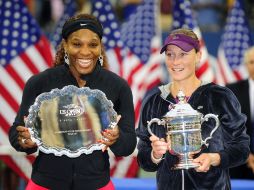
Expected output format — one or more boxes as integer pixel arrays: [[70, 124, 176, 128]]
[[147, 118, 165, 136], [201, 114, 220, 146]]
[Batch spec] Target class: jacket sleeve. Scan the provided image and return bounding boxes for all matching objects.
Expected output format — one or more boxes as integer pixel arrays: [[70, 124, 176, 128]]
[[207, 86, 250, 169], [136, 93, 160, 171], [135, 88, 180, 171], [109, 81, 137, 157], [8, 76, 39, 154]]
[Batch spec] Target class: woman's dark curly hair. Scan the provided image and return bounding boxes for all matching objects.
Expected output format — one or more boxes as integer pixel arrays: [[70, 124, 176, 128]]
[[53, 13, 109, 69]]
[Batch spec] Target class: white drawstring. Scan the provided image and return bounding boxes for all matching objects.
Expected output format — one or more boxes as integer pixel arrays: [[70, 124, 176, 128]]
[[182, 169, 184, 190]]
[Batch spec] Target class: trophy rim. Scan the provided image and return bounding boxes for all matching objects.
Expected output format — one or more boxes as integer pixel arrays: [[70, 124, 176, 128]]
[[25, 85, 117, 158], [162, 113, 203, 120]]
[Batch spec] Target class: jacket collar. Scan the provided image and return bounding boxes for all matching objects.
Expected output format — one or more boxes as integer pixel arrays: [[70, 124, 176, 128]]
[[158, 81, 208, 100]]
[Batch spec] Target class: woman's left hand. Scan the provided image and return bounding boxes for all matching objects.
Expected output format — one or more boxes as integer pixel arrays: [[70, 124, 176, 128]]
[[193, 153, 221, 172], [99, 115, 121, 152]]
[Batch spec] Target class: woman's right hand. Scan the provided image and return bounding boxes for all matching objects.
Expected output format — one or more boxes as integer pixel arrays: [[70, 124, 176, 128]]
[[247, 153, 254, 173], [150, 135, 170, 159], [16, 126, 37, 149]]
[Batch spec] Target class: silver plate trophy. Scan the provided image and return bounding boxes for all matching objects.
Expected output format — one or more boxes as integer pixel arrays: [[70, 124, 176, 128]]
[[147, 90, 219, 169], [26, 85, 117, 158]]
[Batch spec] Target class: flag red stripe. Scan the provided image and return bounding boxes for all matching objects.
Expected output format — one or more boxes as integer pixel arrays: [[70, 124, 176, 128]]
[[1, 0, 54, 182], [35, 36, 53, 68], [4, 65, 24, 90], [0, 114, 34, 179], [233, 70, 242, 81], [0, 113, 35, 173], [109, 165, 116, 176], [0, 83, 19, 112], [146, 78, 161, 91], [20, 53, 40, 75], [0, 113, 11, 134], [109, 157, 123, 176], [125, 157, 139, 177], [200, 39, 205, 47], [127, 63, 143, 86], [151, 48, 159, 53], [196, 60, 209, 78], [26, 155, 36, 164], [137, 63, 161, 90], [134, 100, 142, 124], [0, 115, 36, 165], [134, 78, 162, 124], [114, 48, 123, 77], [0, 155, 29, 181], [0, 116, 36, 164]]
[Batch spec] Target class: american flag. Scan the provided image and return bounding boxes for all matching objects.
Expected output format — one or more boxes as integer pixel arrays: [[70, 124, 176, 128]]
[[172, 0, 215, 83], [0, 0, 53, 180], [50, 0, 77, 49], [92, 0, 166, 177], [217, 0, 253, 85]]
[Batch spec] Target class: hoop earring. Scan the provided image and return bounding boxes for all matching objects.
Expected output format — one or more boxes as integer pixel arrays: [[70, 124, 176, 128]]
[[64, 51, 70, 65], [98, 55, 103, 66]]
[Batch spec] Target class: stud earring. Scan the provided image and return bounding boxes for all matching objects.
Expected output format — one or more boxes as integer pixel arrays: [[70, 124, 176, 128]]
[[98, 55, 103, 66], [64, 51, 70, 65]]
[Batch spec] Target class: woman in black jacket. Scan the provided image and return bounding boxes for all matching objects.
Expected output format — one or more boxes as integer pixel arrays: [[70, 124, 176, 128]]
[[136, 28, 250, 190], [9, 13, 136, 190]]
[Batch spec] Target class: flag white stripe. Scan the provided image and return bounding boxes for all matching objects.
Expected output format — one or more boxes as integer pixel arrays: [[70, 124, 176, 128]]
[[106, 49, 121, 74], [0, 99, 34, 180], [193, 28, 215, 83], [26, 46, 49, 72], [131, 65, 152, 104], [128, 53, 163, 87], [238, 64, 248, 79], [218, 47, 237, 83], [122, 54, 140, 79], [11, 56, 34, 83], [0, 128, 11, 146], [112, 156, 133, 177], [0, 128, 32, 180], [0, 67, 22, 104], [0, 128, 27, 156], [10, 155, 32, 178], [199, 65, 214, 83], [200, 47, 209, 63], [209, 55, 224, 85], [0, 95, 17, 125], [131, 65, 163, 105]]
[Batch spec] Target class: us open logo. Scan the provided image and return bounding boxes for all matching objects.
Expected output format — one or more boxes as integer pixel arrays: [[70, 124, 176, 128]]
[[59, 104, 85, 117]]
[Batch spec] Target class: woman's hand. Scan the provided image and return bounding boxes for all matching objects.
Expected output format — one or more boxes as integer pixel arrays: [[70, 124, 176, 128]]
[[150, 135, 170, 160], [247, 153, 254, 173], [193, 153, 221, 172], [16, 126, 37, 149], [99, 115, 121, 152]]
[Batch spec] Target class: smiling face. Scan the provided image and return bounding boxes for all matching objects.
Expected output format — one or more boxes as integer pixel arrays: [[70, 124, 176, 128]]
[[63, 29, 101, 78], [165, 45, 201, 83]]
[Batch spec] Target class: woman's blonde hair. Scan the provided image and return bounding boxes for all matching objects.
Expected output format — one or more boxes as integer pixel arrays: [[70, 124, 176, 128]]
[[170, 28, 199, 40]]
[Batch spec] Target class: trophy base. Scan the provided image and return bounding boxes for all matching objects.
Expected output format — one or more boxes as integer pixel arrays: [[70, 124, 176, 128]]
[[174, 158, 200, 170]]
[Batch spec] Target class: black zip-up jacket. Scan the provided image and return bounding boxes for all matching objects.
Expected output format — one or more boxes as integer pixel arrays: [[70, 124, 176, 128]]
[[136, 83, 250, 190], [9, 63, 136, 190]]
